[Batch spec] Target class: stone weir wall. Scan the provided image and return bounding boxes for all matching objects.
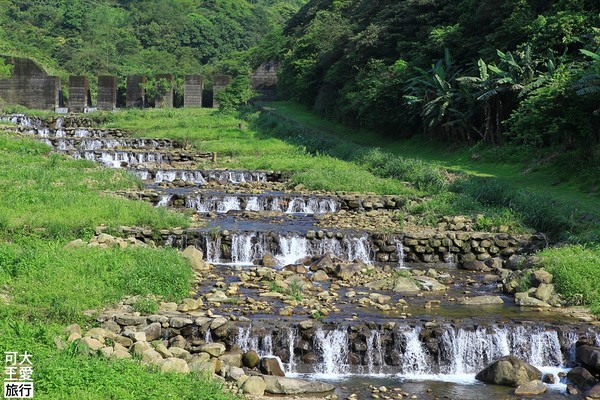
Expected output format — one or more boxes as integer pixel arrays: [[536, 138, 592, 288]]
[[113, 226, 546, 266], [98, 312, 599, 375]]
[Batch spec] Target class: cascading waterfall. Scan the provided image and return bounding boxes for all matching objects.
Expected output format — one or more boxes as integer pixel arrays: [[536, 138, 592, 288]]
[[343, 235, 371, 263], [396, 241, 405, 269], [236, 326, 259, 353], [205, 235, 222, 263], [157, 195, 172, 207], [231, 233, 256, 264], [286, 327, 297, 374], [596, 333, 600, 347], [313, 328, 350, 376], [218, 196, 241, 213], [154, 170, 207, 184], [286, 198, 338, 214], [365, 330, 385, 375], [245, 197, 260, 211], [277, 235, 311, 266], [397, 325, 431, 374]]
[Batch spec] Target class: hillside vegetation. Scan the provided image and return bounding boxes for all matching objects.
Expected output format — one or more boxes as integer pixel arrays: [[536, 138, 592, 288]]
[[275, 0, 600, 174]]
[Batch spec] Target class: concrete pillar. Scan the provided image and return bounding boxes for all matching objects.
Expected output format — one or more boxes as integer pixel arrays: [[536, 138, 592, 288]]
[[212, 75, 232, 108], [126, 75, 146, 108], [97, 76, 117, 111], [154, 73, 174, 108], [68, 76, 89, 112], [184, 75, 203, 108], [0, 57, 60, 110]]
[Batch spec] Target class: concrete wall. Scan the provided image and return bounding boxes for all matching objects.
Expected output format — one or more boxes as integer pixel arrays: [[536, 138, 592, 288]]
[[126, 75, 146, 108], [0, 56, 60, 110], [97, 76, 117, 111], [184, 75, 203, 108], [251, 60, 279, 101], [68, 76, 89, 112]]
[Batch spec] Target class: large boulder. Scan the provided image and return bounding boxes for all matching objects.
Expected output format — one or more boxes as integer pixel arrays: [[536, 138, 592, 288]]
[[475, 355, 542, 387], [567, 366, 597, 390], [459, 296, 504, 306], [263, 376, 335, 395], [160, 357, 190, 374], [260, 356, 285, 376], [576, 345, 600, 372], [182, 245, 206, 270], [335, 263, 362, 281]]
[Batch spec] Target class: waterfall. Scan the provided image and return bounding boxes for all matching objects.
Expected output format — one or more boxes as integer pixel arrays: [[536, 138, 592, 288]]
[[74, 129, 89, 137], [277, 234, 311, 266], [270, 197, 282, 211], [596, 333, 600, 347], [397, 325, 431, 374], [205, 235, 222, 263], [155, 170, 207, 184], [231, 233, 256, 264], [204, 329, 212, 343], [444, 252, 457, 267], [365, 330, 385, 375], [344, 235, 371, 263], [133, 170, 150, 180], [318, 238, 342, 256], [261, 334, 273, 357], [245, 197, 260, 211], [55, 129, 66, 138], [217, 196, 241, 213], [157, 194, 172, 207], [313, 328, 350, 376], [286, 327, 297, 374], [285, 198, 338, 214], [236, 325, 259, 352], [396, 241, 406, 269]]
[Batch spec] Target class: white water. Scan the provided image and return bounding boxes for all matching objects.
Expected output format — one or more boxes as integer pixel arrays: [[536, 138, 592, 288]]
[[231, 233, 256, 264], [396, 241, 406, 269], [365, 330, 385, 375], [157, 195, 172, 207], [154, 170, 207, 184], [205, 235, 222, 263], [185, 194, 339, 214], [313, 328, 350, 376], [277, 235, 312, 266], [344, 235, 371, 263], [286, 197, 338, 214], [398, 325, 431, 374], [596, 333, 600, 347], [286, 327, 297, 374]]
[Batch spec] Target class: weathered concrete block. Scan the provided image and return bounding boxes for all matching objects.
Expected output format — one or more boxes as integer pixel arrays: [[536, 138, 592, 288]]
[[126, 75, 146, 108], [251, 60, 279, 101], [155, 73, 174, 108], [68, 76, 89, 112], [0, 56, 60, 110], [97, 76, 117, 111], [212, 75, 232, 108], [184, 75, 203, 108]]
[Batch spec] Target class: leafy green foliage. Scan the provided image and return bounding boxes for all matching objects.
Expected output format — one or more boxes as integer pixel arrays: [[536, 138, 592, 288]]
[[542, 245, 600, 314]]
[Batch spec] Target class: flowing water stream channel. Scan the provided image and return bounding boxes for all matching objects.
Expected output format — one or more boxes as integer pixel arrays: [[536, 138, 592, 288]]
[[4, 114, 599, 399]]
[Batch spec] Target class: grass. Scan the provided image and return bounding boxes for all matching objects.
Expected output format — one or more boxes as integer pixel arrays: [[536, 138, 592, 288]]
[[0, 133, 188, 238], [541, 244, 600, 315], [0, 319, 237, 400]]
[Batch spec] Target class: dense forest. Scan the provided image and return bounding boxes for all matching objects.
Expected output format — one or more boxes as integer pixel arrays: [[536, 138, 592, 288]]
[[0, 0, 304, 78], [275, 0, 600, 156]]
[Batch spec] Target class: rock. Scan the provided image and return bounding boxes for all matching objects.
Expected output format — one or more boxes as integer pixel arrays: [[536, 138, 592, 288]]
[[201, 342, 226, 357], [390, 277, 420, 293], [65, 323, 82, 336], [531, 269, 553, 286], [533, 283, 554, 302], [506, 255, 526, 270], [189, 353, 211, 366], [242, 350, 260, 368], [514, 292, 551, 307], [80, 337, 103, 352], [127, 331, 146, 343], [101, 320, 121, 334], [169, 317, 193, 329], [576, 346, 600, 372], [567, 366, 597, 389], [131, 341, 153, 357], [310, 254, 335, 274], [67, 332, 82, 343], [143, 322, 162, 342], [462, 261, 491, 272], [514, 380, 546, 395], [182, 245, 206, 270], [262, 253, 278, 268], [459, 296, 504, 305], [112, 348, 132, 359], [260, 356, 286, 376], [65, 239, 85, 248], [142, 348, 164, 365], [219, 351, 242, 368], [112, 335, 133, 348], [312, 270, 330, 282], [169, 335, 187, 349], [475, 355, 542, 387], [154, 344, 173, 359], [227, 366, 246, 380], [100, 347, 113, 358], [170, 347, 192, 362], [299, 320, 314, 330], [242, 376, 266, 396], [263, 376, 336, 395], [115, 314, 146, 326], [587, 383, 600, 399], [413, 276, 446, 291], [335, 263, 362, 281], [542, 373, 556, 384], [206, 291, 229, 303], [160, 357, 190, 374]]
